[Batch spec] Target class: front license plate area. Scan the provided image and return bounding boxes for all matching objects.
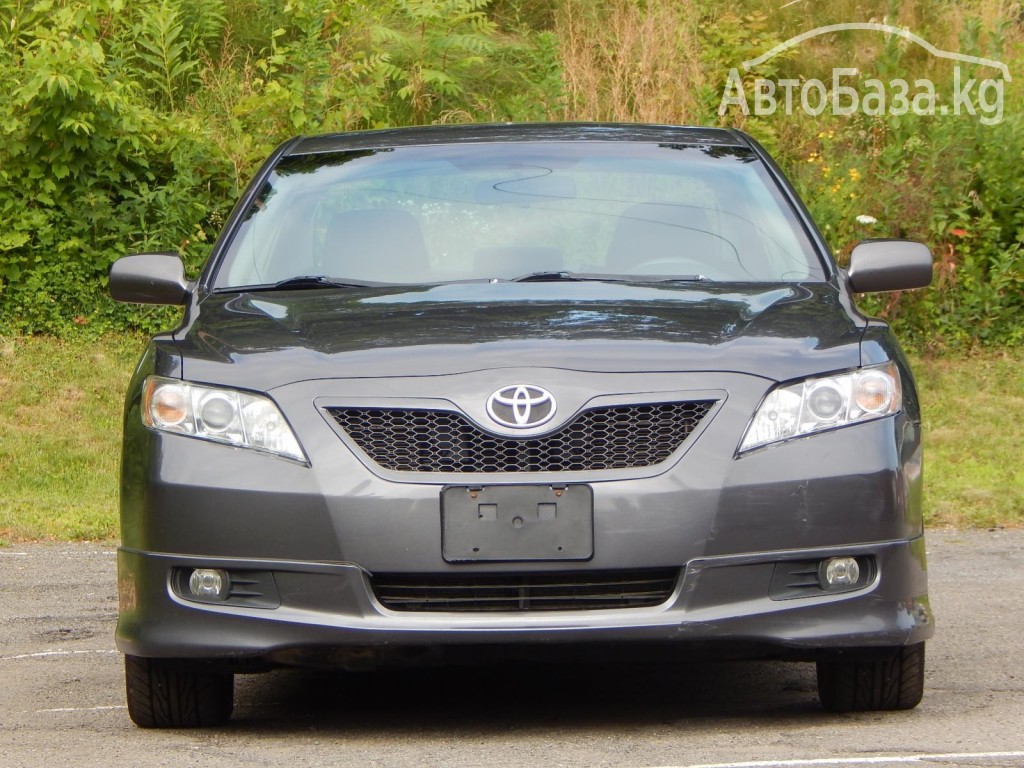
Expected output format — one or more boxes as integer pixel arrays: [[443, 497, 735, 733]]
[[442, 485, 594, 562]]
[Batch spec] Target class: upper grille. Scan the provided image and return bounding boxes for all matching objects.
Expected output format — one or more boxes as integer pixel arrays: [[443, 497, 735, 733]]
[[372, 568, 679, 612], [327, 401, 714, 473]]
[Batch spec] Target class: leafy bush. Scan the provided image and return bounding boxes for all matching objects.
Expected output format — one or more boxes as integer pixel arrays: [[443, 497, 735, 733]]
[[0, 0, 223, 334], [0, 0, 561, 335], [0, 0, 1021, 348], [767, 17, 1024, 350]]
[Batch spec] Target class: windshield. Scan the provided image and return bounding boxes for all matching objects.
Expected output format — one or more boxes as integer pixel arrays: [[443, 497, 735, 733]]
[[213, 141, 825, 289]]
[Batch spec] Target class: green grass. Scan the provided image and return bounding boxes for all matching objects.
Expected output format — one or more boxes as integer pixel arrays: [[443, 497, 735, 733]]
[[911, 350, 1024, 529], [0, 334, 143, 543], [0, 334, 1020, 543]]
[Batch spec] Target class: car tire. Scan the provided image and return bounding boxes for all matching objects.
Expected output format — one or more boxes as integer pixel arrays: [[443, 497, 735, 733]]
[[125, 655, 234, 728], [816, 642, 925, 713]]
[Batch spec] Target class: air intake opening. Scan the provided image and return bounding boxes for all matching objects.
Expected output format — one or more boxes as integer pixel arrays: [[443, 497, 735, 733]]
[[372, 568, 679, 612]]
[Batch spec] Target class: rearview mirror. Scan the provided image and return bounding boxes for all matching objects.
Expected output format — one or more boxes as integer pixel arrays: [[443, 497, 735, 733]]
[[847, 240, 933, 293], [109, 252, 191, 306]]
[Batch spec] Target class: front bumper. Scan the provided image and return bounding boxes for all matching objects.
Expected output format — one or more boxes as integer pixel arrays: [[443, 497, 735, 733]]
[[116, 367, 932, 665], [115, 536, 933, 664]]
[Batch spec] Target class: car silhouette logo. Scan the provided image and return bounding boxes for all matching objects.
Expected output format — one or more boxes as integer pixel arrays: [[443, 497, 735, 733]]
[[486, 385, 557, 429]]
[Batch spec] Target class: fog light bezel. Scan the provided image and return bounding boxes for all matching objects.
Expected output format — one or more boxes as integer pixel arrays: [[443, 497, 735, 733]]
[[768, 556, 877, 600], [171, 568, 282, 609]]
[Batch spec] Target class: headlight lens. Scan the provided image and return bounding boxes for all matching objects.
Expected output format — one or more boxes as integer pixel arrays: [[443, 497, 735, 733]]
[[739, 362, 902, 453], [142, 376, 306, 462]]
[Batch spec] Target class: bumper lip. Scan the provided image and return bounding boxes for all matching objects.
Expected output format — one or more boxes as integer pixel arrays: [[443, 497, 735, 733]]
[[115, 536, 934, 662]]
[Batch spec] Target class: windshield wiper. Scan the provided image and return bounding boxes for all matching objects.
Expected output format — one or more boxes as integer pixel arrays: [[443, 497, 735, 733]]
[[511, 271, 586, 282], [237, 276, 376, 292], [510, 271, 645, 283], [648, 275, 711, 284], [509, 271, 711, 284]]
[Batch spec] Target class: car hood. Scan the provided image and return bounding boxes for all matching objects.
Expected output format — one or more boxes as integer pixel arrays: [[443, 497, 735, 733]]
[[175, 282, 865, 389]]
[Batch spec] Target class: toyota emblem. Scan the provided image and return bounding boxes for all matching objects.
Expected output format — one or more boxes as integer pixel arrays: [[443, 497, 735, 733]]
[[486, 385, 557, 429]]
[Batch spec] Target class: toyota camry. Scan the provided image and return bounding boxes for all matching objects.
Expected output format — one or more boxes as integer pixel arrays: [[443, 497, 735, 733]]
[[109, 123, 934, 727]]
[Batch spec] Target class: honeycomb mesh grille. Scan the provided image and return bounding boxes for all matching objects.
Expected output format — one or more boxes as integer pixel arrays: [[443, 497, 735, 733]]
[[327, 401, 714, 473], [372, 569, 680, 612]]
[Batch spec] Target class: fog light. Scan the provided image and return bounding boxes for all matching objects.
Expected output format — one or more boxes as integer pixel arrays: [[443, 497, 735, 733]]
[[822, 557, 860, 588], [188, 569, 230, 600]]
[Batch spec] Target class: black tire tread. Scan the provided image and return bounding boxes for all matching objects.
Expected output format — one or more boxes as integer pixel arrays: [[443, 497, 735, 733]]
[[816, 643, 925, 713], [125, 655, 234, 728]]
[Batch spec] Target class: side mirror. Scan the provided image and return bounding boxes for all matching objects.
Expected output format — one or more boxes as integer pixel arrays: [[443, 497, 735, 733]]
[[847, 240, 933, 293], [109, 252, 191, 305]]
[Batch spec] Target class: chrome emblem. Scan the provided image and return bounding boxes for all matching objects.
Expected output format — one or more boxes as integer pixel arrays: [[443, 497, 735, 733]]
[[486, 385, 557, 429]]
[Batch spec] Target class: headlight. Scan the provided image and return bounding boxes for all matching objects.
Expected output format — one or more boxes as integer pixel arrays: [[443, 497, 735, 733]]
[[142, 376, 306, 462], [739, 361, 902, 453]]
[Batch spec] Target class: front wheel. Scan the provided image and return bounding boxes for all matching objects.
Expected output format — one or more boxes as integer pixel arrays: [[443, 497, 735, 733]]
[[125, 655, 234, 728], [816, 643, 925, 713]]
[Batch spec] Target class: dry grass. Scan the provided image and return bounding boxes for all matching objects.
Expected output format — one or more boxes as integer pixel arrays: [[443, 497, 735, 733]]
[[772, 0, 1023, 78], [556, 0, 1023, 128], [557, 0, 706, 124]]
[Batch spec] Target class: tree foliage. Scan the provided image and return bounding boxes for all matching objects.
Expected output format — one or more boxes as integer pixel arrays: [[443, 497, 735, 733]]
[[0, 0, 1021, 348], [0, 0, 219, 331], [0, 0, 560, 333]]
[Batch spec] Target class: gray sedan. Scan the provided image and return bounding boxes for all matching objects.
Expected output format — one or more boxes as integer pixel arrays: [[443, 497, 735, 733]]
[[110, 123, 934, 727]]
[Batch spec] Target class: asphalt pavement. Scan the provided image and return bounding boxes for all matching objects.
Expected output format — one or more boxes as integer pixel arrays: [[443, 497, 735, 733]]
[[1, 529, 1022, 768]]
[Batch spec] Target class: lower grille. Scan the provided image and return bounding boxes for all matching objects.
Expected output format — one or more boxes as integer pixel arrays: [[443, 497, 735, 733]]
[[372, 568, 679, 612]]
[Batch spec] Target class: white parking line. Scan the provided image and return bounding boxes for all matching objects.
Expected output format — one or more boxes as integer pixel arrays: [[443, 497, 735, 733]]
[[0, 549, 114, 556], [650, 753, 1024, 768], [35, 705, 127, 714], [0, 649, 119, 661]]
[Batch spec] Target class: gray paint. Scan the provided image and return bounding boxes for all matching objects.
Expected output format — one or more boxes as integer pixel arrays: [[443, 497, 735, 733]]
[[848, 240, 934, 293], [111, 123, 933, 671], [108, 252, 191, 306]]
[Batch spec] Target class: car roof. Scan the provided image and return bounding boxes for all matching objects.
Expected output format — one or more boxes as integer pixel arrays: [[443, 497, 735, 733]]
[[287, 123, 750, 156]]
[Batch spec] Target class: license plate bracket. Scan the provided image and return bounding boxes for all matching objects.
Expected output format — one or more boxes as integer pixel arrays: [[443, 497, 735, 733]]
[[441, 485, 594, 563]]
